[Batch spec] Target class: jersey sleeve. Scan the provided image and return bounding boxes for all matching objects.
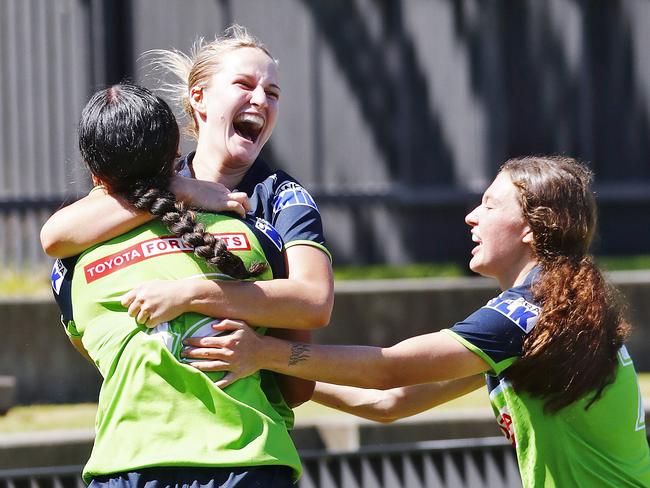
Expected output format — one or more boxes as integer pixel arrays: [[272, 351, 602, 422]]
[[50, 256, 81, 337], [270, 172, 331, 260], [442, 307, 526, 375], [442, 290, 540, 374]]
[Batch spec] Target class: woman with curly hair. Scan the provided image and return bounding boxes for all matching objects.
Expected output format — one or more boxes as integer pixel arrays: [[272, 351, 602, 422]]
[[190, 156, 650, 487]]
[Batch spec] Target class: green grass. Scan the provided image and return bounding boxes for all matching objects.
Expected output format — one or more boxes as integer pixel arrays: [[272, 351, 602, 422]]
[[333, 263, 465, 281], [333, 254, 650, 281], [0, 403, 97, 433], [598, 255, 650, 272], [0, 269, 51, 297], [3, 374, 649, 433], [2, 254, 650, 295]]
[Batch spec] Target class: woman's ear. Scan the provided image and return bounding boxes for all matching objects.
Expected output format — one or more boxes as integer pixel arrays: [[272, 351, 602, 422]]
[[522, 227, 534, 244], [189, 86, 206, 115]]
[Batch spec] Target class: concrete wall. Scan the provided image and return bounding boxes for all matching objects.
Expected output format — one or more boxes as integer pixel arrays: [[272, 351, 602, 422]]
[[2, 271, 650, 405]]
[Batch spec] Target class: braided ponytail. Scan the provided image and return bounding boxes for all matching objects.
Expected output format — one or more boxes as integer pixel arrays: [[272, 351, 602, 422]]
[[79, 84, 265, 280]]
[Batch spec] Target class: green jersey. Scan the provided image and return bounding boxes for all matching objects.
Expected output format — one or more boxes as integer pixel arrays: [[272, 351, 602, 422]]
[[445, 269, 650, 487], [69, 214, 301, 482]]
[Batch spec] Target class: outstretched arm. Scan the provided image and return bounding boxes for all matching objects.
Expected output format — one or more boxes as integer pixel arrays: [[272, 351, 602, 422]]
[[183, 321, 489, 389], [267, 329, 315, 407], [312, 375, 485, 423], [40, 176, 250, 258]]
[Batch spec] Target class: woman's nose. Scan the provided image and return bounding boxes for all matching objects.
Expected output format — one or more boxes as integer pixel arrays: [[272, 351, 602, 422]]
[[250, 85, 267, 108], [465, 206, 479, 226]]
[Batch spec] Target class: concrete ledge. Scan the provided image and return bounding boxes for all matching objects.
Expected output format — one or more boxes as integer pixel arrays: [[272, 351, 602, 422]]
[[2, 405, 648, 470], [2, 272, 650, 404], [0, 429, 94, 470]]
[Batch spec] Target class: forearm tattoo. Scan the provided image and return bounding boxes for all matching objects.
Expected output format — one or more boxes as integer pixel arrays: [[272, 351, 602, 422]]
[[288, 343, 310, 366]]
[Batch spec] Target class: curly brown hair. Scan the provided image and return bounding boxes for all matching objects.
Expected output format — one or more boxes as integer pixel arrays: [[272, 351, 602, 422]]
[[502, 156, 629, 413]]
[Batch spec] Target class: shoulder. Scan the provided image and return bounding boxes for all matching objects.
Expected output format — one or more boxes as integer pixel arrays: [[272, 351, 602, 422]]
[[479, 287, 540, 334], [445, 284, 539, 372]]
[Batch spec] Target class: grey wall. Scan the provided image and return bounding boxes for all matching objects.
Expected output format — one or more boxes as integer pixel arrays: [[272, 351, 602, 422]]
[[1, 0, 650, 269], [3, 272, 649, 405]]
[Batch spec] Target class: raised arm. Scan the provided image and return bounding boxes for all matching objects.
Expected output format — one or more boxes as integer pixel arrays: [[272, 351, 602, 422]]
[[312, 375, 485, 423], [40, 176, 250, 258], [183, 321, 489, 389], [40, 189, 152, 258]]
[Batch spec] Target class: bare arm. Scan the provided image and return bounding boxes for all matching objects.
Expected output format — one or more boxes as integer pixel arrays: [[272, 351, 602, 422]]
[[312, 375, 485, 423], [40, 176, 250, 258], [41, 189, 152, 258], [267, 329, 315, 407], [183, 321, 489, 389], [123, 245, 334, 330]]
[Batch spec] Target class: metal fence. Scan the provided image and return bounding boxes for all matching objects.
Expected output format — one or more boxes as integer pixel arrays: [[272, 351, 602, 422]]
[[0, 437, 521, 488], [0, 0, 92, 269], [3, 0, 650, 268]]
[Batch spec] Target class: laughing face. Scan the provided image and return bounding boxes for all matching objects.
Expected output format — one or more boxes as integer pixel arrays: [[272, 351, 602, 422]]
[[192, 46, 280, 167], [465, 171, 536, 290]]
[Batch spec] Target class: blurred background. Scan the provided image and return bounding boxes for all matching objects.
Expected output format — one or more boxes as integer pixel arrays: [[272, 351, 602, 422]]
[[1, 1, 650, 485], [2, 0, 650, 271]]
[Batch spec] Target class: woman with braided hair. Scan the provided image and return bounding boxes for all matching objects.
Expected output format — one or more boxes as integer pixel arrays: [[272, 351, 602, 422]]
[[192, 156, 650, 487], [60, 83, 301, 487], [78, 83, 263, 281]]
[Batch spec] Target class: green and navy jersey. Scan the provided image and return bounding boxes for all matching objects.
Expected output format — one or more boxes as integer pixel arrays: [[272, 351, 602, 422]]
[[177, 153, 330, 259], [65, 214, 301, 482], [443, 269, 650, 487]]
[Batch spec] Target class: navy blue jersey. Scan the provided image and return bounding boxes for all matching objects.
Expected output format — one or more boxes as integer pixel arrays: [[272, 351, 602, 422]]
[[443, 269, 541, 387], [177, 154, 330, 258]]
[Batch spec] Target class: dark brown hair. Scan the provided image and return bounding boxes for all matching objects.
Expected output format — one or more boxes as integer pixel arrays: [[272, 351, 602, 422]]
[[502, 156, 629, 412], [79, 83, 264, 279]]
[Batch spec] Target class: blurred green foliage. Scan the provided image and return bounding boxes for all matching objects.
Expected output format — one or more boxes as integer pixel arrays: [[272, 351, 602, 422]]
[[0, 269, 51, 297], [1, 255, 649, 297]]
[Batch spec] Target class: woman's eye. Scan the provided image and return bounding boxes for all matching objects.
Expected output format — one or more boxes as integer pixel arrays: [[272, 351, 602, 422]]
[[266, 91, 280, 100]]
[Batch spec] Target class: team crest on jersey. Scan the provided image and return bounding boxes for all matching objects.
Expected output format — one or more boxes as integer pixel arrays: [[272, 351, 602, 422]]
[[51, 259, 68, 294], [484, 295, 540, 333], [83, 233, 250, 283], [254, 218, 283, 251], [146, 318, 228, 364], [273, 181, 319, 213]]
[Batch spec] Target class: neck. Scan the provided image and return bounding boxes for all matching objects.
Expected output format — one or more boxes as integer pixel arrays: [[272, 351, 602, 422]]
[[498, 260, 538, 291], [192, 143, 251, 189]]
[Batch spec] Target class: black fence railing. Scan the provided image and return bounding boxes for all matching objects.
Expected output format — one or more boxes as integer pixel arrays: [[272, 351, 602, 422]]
[[0, 437, 521, 488]]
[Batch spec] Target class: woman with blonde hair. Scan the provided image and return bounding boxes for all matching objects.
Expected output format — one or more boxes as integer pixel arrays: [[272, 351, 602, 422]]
[[42, 24, 332, 411], [190, 156, 650, 487]]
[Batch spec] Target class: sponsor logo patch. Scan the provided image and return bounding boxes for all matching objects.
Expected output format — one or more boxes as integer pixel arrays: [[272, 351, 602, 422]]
[[51, 259, 67, 294], [273, 181, 318, 213], [484, 295, 540, 333], [84, 233, 250, 283], [254, 218, 283, 251], [497, 409, 517, 448]]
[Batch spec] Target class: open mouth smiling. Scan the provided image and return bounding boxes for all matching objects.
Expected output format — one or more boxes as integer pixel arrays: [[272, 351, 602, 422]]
[[233, 113, 264, 143]]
